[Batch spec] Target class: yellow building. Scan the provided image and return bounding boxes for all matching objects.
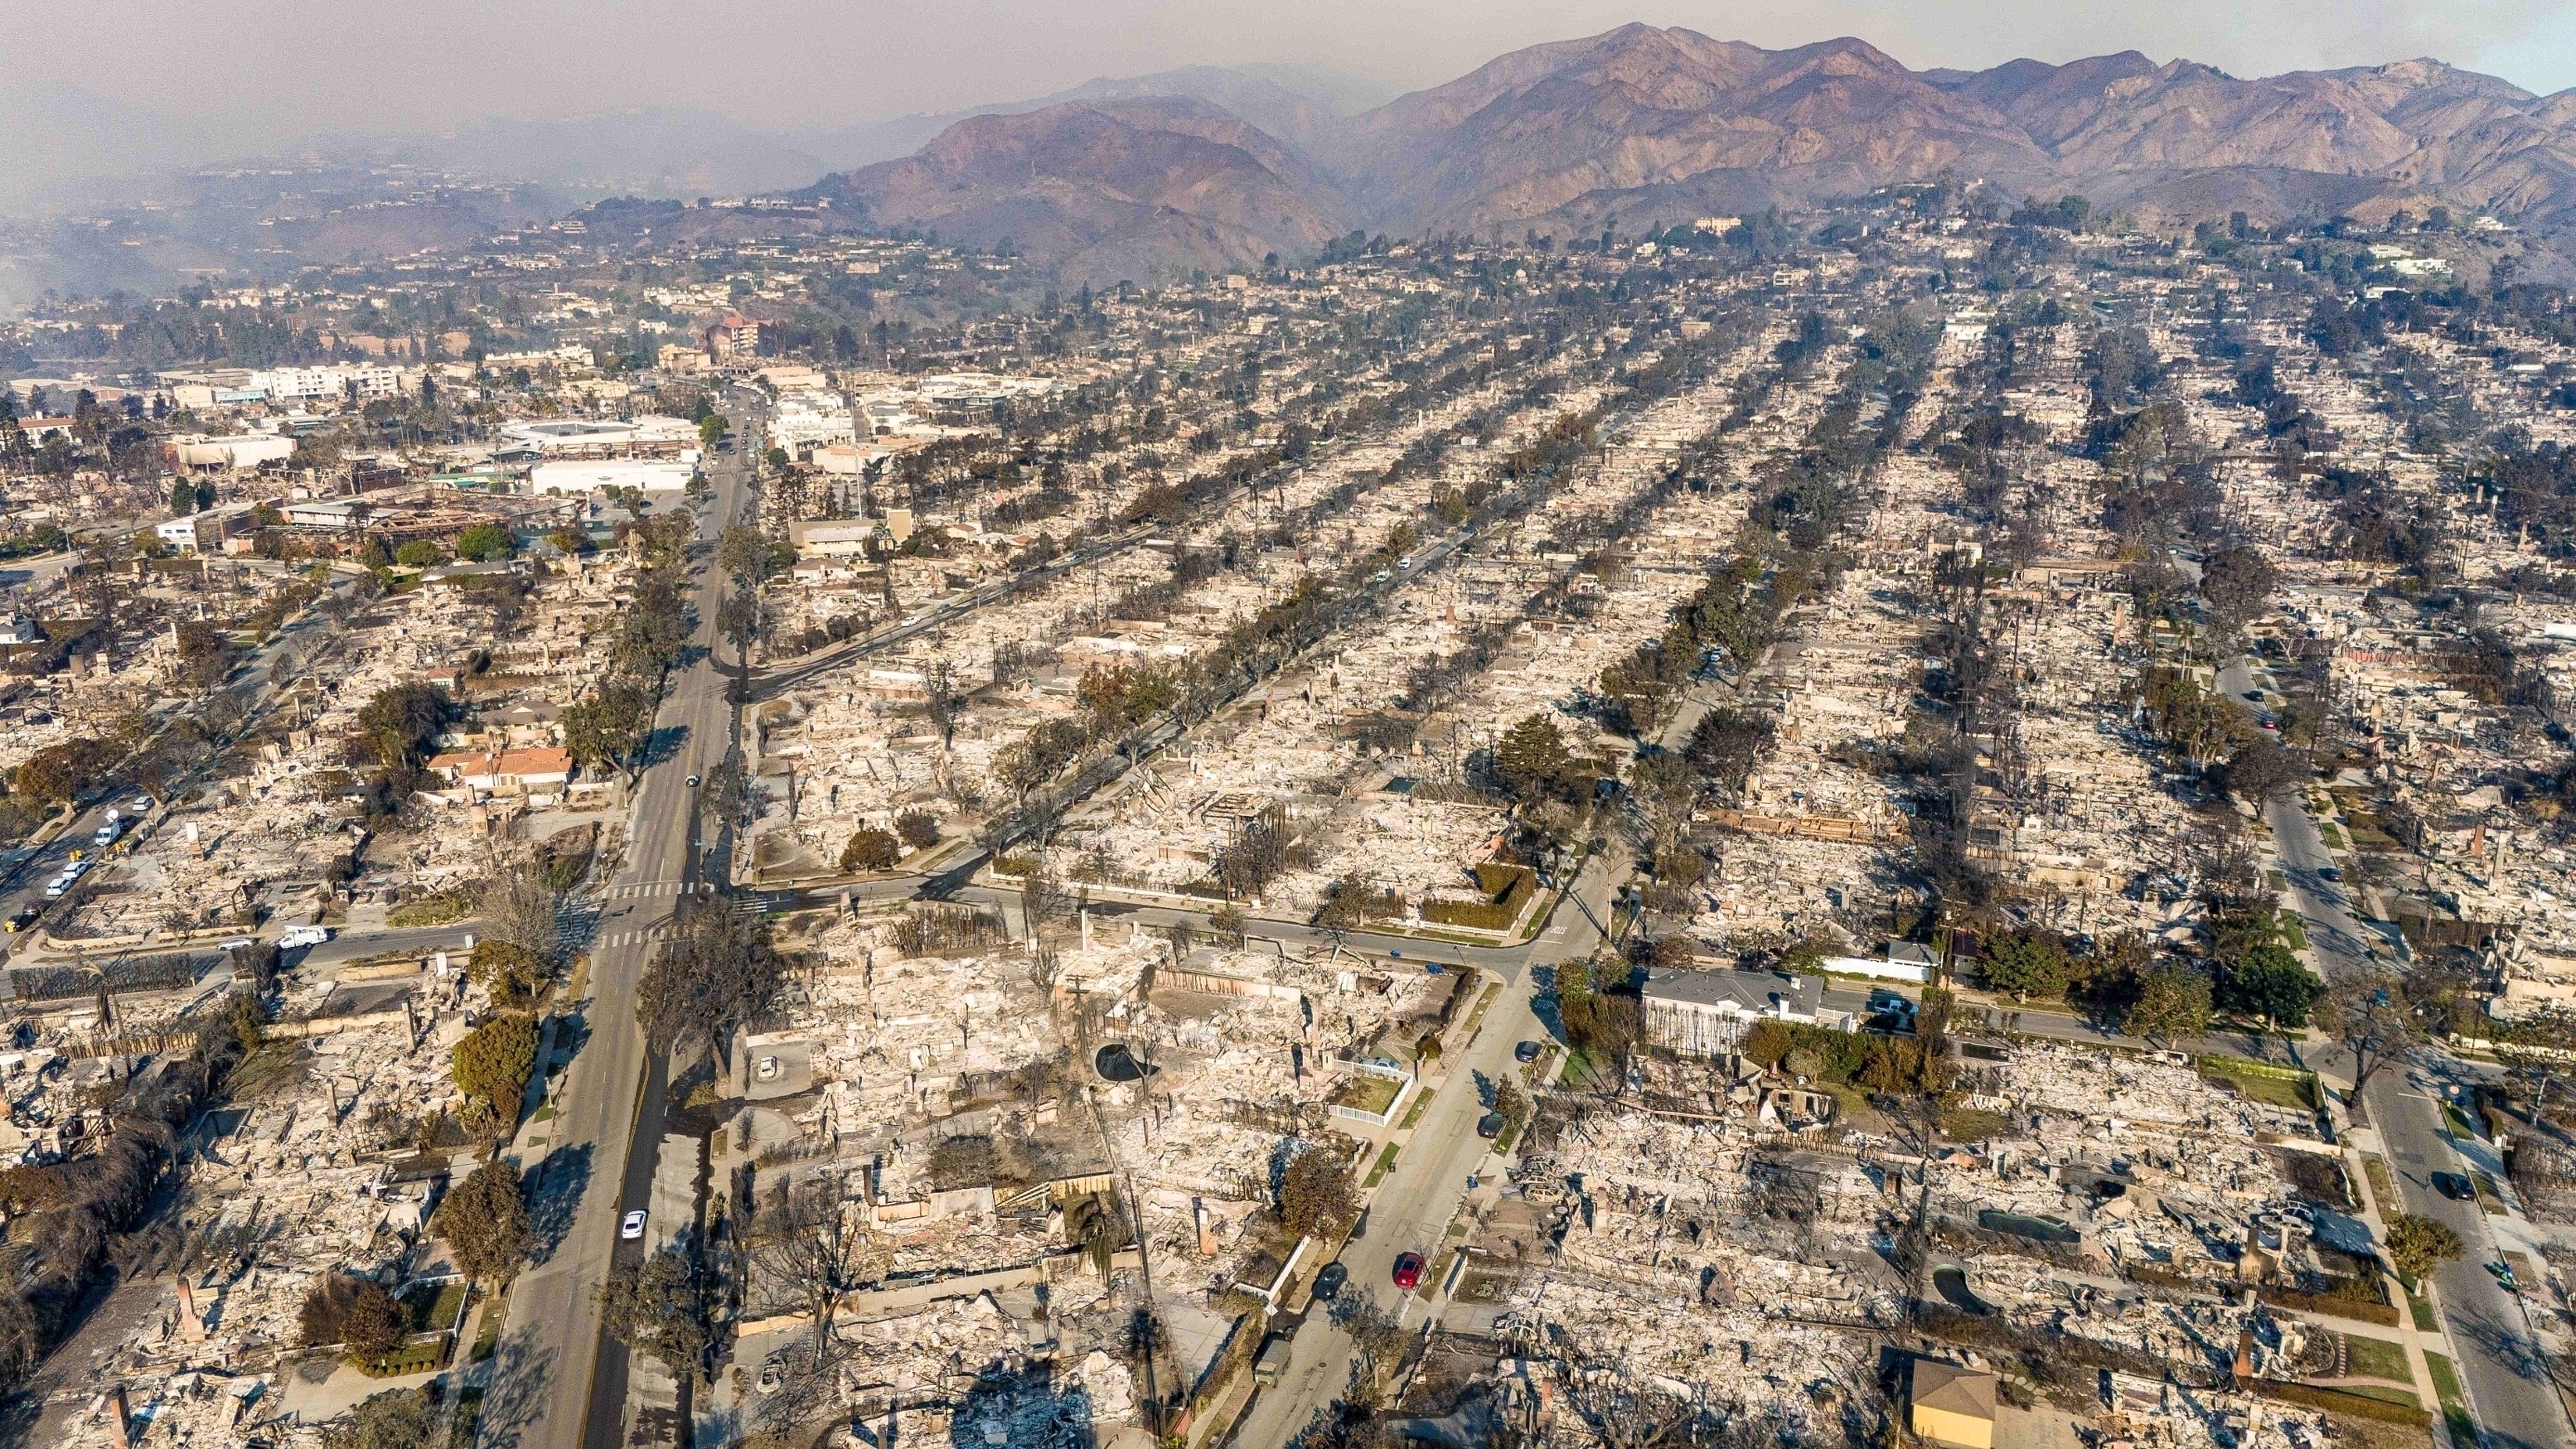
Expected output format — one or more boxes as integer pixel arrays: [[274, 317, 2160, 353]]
[[1910, 1358, 1998, 1449]]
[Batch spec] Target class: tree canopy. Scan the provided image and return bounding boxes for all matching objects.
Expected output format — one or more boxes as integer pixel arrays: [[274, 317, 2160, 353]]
[[453, 1012, 539, 1123], [430, 1159, 532, 1285]]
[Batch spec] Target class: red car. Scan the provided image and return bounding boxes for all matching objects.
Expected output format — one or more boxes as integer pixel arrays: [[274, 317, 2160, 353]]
[[1392, 1252, 1425, 1291]]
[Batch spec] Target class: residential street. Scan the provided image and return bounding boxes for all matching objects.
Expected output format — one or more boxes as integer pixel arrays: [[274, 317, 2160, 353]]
[[2221, 657, 2574, 1449]]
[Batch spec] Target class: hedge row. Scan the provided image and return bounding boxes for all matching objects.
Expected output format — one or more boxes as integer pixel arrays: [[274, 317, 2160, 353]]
[[2239, 1376, 2427, 1426], [2261, 1286, 2399, 1327], [1421, 864, 1537, 931]]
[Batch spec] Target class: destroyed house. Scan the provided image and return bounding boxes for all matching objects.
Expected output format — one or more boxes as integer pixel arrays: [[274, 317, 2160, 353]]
[[1641, 967, 1831, 1057]]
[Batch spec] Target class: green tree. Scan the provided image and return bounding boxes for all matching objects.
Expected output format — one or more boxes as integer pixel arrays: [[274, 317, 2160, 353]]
[[839, 827, 900, 872], [634, 897, 781, 1057], [2200, 546, 2279, 633], [393, 539, 443, 568], [1278, 1148, 1356, 1237], [454, 521, 514, 561], [2219, 739, 2307, 803], [893, 810, 941, 849], [562, 680, 655, 784], [1980, 931, 2069, 1001], [467, 939, 550, 1009], [355, 684, 448, 772], [2124, 963, 2212, 1045], [1314, 873, 1370, 940], [168, 478, 197, 516], [717, 525, 773, 587], [600, 1246, 710, 1377], [698, 414, 729, 447], [716, 589, 759, 671], [430, 1159, 533, 1286], [301, 1276, 404, 1358], [12, 737, 112, 806], [2382, 1212, 2464, 1283], [330, 1387, 436, 1449], [453, 1012, 539, 1123], [1494, 712, 1573, 800], [2218, 945, 2325, 1029], [1208, 899, 1248, 946]]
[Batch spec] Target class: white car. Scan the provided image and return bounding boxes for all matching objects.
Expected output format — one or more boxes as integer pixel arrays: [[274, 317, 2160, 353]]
[[620, 1210, 648, 1241], [130, 797, 151, 813], [42, 880, 65, 898]]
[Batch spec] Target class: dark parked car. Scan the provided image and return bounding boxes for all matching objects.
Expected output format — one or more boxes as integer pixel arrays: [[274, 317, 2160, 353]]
[[1392, 1252, 1425, 1291], [2318, 867, 2342, 883], [1349, 1208, 1368, 1241], [1311, 1262, 1347, 1301], [1476, 1111, 1506, 1139], [5, 907, 37, 933], [2432, 1171, 2475, 1202], [2243, 689, 2265, 701], [1514, 1040, 1543, 1063]]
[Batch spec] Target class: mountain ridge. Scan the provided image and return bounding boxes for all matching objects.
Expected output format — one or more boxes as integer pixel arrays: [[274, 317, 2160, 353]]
[[791, 27, 2576, 281]]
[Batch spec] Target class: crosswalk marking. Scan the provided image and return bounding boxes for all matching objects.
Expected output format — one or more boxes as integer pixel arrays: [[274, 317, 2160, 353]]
[[599, 881, 696, 901], [592, 927, 679, 951]]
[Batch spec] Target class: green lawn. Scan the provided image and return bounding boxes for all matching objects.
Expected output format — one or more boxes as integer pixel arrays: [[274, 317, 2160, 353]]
[[2329, 1382, 2422, 1409], [400, 1279, 470, 1334], [1330, 1075, 1401, 1116], [2363, 1156, 2397, 1214], [2198, 1057, 2320, 1110], [387, 894, 472, 927], [1364, 1142, 1399, 1189], [2342, 1333, 2411, 1383], [2474, 1173, 2509, 1216], [2408, 1290, 2439, 1333], [1398, 1089, 1435, 1132], [2425, 1352, 2476, 1447], [470, 1301, 504, 1364]]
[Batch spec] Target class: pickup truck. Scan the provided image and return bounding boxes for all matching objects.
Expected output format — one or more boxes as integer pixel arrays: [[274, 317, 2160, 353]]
[[1253, 1334, 1292, 1390]]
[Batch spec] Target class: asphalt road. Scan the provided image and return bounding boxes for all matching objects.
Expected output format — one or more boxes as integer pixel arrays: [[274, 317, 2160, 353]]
[[1222, 849, 1612, 1448], [2219, 656, 2573, 1449], [0, 576, 352, 973], [749, 523, 1151, 700], [480, 401, 759, 1449]]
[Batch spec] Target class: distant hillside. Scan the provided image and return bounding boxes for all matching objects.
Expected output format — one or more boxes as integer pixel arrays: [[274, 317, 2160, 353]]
[[803, 25, 2576, 280], [793, 62, 1399, 176], [802, 98, 1361, 282]]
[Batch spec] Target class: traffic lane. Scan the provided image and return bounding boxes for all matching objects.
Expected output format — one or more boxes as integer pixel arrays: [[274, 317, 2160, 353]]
[[582, 1038, 671, 1449], [498, 457, 730, 1449], [299, 925, 479, 970], [554, 425, 745, 1449], [2372, 1068, 2571, 1449], [1247, 981, 1547, 1442], [0, 592, 343, 942]]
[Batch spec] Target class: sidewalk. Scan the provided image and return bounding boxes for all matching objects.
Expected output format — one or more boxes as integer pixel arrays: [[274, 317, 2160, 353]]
[[2339, 1123, 2459, 1445]]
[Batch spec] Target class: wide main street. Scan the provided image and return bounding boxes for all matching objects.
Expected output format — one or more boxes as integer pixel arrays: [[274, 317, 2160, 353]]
[[477, 393, 760, 1449]]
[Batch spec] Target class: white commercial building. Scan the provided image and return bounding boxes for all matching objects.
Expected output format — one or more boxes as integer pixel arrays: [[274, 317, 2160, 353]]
[[529, 459, 695, 495], [169, 433, 297, 470], [769, 390, 856, 454], [254, 364, 412, 401], [498, 415, 698, 457]]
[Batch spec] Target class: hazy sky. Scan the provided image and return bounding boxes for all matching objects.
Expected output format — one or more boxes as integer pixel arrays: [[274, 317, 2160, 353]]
[[97, 0, 2576, 137]]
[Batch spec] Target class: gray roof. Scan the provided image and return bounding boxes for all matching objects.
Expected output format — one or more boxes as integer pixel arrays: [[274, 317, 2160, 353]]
[[1641, 967, 1821, 1018]]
